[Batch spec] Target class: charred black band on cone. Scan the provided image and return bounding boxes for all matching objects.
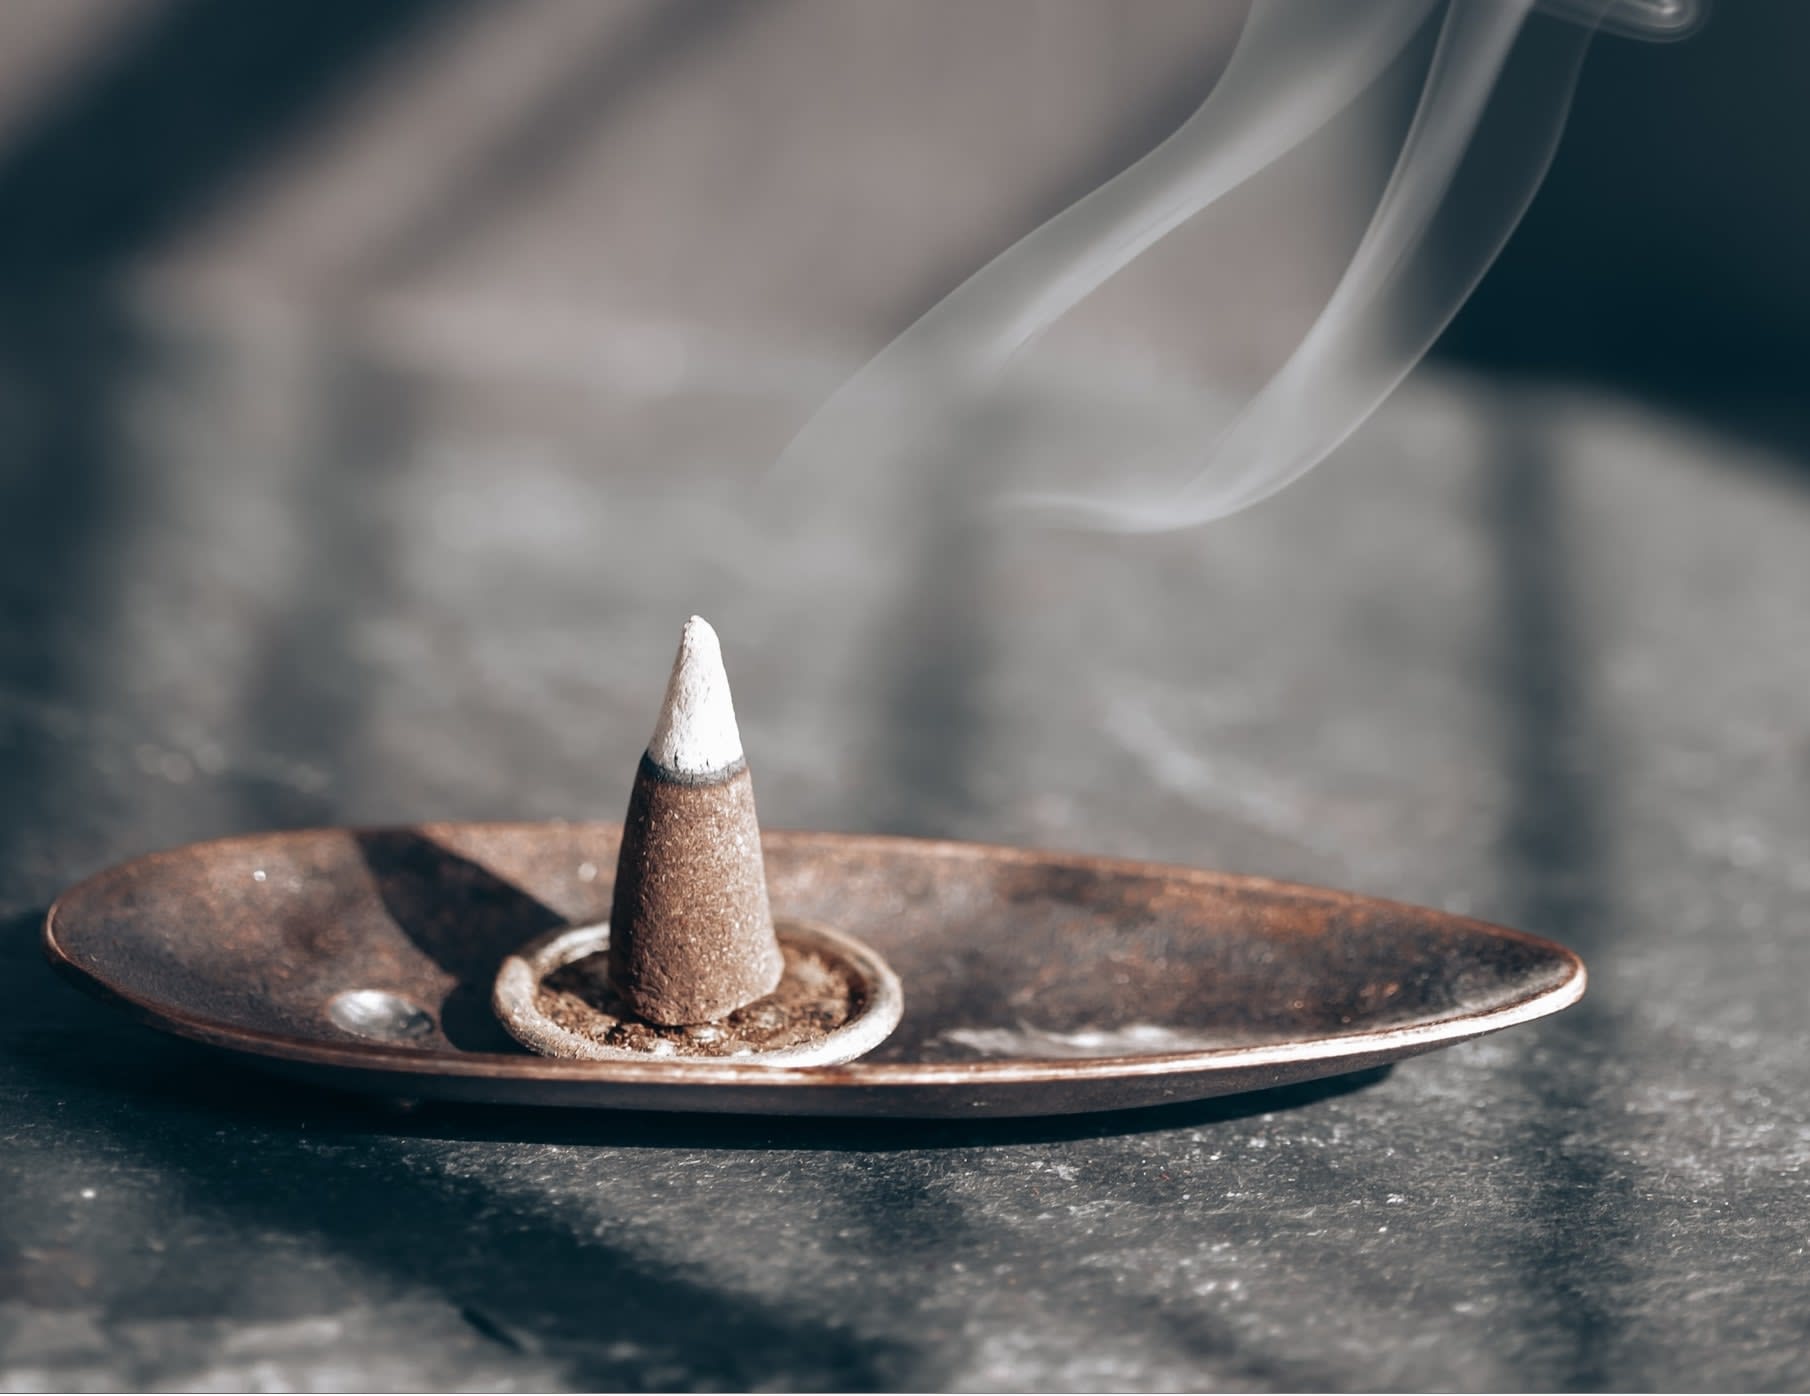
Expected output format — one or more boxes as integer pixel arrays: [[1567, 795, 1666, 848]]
[[608, 751, 784, 1025]]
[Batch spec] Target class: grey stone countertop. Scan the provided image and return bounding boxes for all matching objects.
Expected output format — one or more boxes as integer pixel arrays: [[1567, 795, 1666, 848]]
[[2, 306, 1807, 1391]]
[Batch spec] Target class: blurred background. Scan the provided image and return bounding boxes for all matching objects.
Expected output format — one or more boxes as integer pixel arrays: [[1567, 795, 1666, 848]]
[[3, 2, 1808, 1389], [5, 0, 1805, 845]]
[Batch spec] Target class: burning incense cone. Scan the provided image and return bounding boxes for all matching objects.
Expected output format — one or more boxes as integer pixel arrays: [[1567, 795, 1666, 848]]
[[606, 616, 785, 1025], [490, 614, 901, 1066]]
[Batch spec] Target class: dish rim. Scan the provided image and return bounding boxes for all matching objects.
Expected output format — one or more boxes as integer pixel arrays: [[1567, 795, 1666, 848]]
[[42, 821, 1588, 1091]]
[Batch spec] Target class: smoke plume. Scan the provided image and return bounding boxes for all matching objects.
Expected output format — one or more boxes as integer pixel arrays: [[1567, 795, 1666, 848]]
[[776, 0, 1699, 532]]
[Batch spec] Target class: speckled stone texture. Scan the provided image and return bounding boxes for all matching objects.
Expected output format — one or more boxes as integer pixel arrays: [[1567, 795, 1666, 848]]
[[608, 756, 784, 1025]]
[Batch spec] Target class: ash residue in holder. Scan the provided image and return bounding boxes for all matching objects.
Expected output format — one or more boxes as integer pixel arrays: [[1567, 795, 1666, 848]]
[[537, 942, 865, 1057]]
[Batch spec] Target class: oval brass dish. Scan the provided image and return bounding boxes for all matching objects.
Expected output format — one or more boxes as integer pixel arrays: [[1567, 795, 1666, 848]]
[[43, 822, 1583, 1118]]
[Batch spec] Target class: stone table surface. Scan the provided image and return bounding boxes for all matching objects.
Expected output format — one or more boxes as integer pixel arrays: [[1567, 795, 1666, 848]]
[[2, 293, 1808, 1391]]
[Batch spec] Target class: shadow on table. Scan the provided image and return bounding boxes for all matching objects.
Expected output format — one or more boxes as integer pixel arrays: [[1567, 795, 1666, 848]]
[[377, 1066, 1395, 1152], [1484, 397, 1642, 1389], [325, 1064, 1395, 1153]]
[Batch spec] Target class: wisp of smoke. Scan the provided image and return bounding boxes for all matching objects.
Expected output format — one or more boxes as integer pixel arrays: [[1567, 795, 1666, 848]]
[[774, 0, 1699, 534]]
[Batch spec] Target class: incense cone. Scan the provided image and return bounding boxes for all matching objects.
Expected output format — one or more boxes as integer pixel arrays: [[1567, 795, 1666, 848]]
[[607, 616, 784, 1025]]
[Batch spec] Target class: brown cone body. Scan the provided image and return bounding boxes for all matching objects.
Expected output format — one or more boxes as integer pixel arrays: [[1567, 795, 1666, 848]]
[[608, 754, 784, 1025]]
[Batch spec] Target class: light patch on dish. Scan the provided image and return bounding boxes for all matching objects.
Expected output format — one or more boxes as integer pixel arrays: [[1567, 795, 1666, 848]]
[[940, 1022, 1233, 1059]]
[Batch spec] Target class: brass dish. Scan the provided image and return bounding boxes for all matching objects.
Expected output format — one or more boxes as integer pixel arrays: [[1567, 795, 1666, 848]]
[[43, 822, 1584, 1118]]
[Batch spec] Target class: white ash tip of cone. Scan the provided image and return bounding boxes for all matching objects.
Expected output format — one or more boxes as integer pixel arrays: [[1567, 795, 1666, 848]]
[[646, 615, 745, 776]]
